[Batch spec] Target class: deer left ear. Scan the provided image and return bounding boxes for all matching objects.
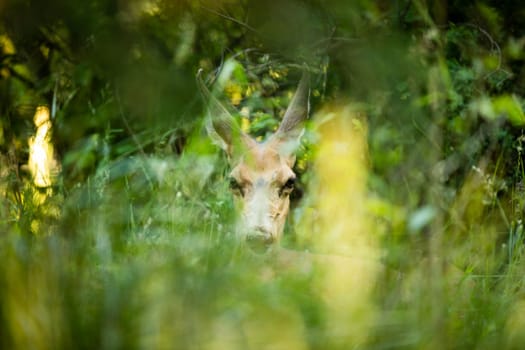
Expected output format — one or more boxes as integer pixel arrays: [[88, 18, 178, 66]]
[[273, 71, 310, 166], [197, 69, 255, 162]]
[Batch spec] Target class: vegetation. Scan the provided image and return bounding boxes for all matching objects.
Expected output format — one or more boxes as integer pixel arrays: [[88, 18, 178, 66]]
[[1, 0, 525, 348]]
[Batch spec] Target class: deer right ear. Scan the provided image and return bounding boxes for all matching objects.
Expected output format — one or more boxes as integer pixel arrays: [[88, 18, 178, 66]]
[[197, 69, 248, 158], [273, 71, 310, 166]]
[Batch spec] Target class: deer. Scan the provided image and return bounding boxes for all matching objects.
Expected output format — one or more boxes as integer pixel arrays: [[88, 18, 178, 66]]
[[197, 69, 310, 253], [197, 67, 385, 304]]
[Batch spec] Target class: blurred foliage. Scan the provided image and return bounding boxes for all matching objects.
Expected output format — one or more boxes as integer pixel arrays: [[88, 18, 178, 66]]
[[2, 0, 525, 349]]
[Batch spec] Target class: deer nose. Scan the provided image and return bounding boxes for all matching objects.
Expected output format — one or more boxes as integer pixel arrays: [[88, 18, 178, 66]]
[[245, 227, 274, 253]]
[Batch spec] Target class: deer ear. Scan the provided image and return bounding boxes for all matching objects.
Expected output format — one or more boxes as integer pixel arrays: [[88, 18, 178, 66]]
[[273, 71, 310, 165], [197, 69, 250, 159]]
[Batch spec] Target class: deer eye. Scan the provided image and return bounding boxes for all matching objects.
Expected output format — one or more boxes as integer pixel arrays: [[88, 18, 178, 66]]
[[229, 177, 244, 196], [279, 177, 296, 197]]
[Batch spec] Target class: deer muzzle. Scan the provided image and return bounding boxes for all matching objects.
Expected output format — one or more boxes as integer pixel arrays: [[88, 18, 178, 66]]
[[245, 227, 274, 253]]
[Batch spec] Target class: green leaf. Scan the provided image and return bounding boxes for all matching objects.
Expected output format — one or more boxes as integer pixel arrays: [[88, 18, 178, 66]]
[[493, 95, 525, 125], [472, 95, 525, 125]]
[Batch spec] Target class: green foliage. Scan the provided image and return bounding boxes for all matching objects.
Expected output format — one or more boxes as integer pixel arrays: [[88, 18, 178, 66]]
[[2, 0, 525, 349]]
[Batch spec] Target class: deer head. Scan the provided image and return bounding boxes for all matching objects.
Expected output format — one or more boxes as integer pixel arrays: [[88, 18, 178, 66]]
[[198, 70, 310, 251]]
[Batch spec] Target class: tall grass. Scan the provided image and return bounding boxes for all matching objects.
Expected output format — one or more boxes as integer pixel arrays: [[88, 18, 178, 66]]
[[2, 97, 525, 349]]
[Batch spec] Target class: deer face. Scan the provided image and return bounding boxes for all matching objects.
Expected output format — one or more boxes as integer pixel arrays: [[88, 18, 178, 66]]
[[198, 70, 310, 251], [228, 139, 297, 249]]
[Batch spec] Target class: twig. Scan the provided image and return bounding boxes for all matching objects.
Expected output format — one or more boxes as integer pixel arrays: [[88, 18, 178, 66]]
[[51, 78, 58, 119], [412, 117, 441, 151], [199, 4, 258, 34], [114, 85, 154, 190], [311, 35, 363, 49], [463, 23, 512, 80], [114, 86, 148, 159], [398, 0, 412, 24]]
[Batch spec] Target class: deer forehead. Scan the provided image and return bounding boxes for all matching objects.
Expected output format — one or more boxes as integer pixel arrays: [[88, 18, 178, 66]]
[[231, 143, 294, 184]]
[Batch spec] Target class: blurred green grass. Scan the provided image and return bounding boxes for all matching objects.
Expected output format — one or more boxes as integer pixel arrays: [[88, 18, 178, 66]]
[[2, 0, 525, 349], [1, 111, 524, 349]]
